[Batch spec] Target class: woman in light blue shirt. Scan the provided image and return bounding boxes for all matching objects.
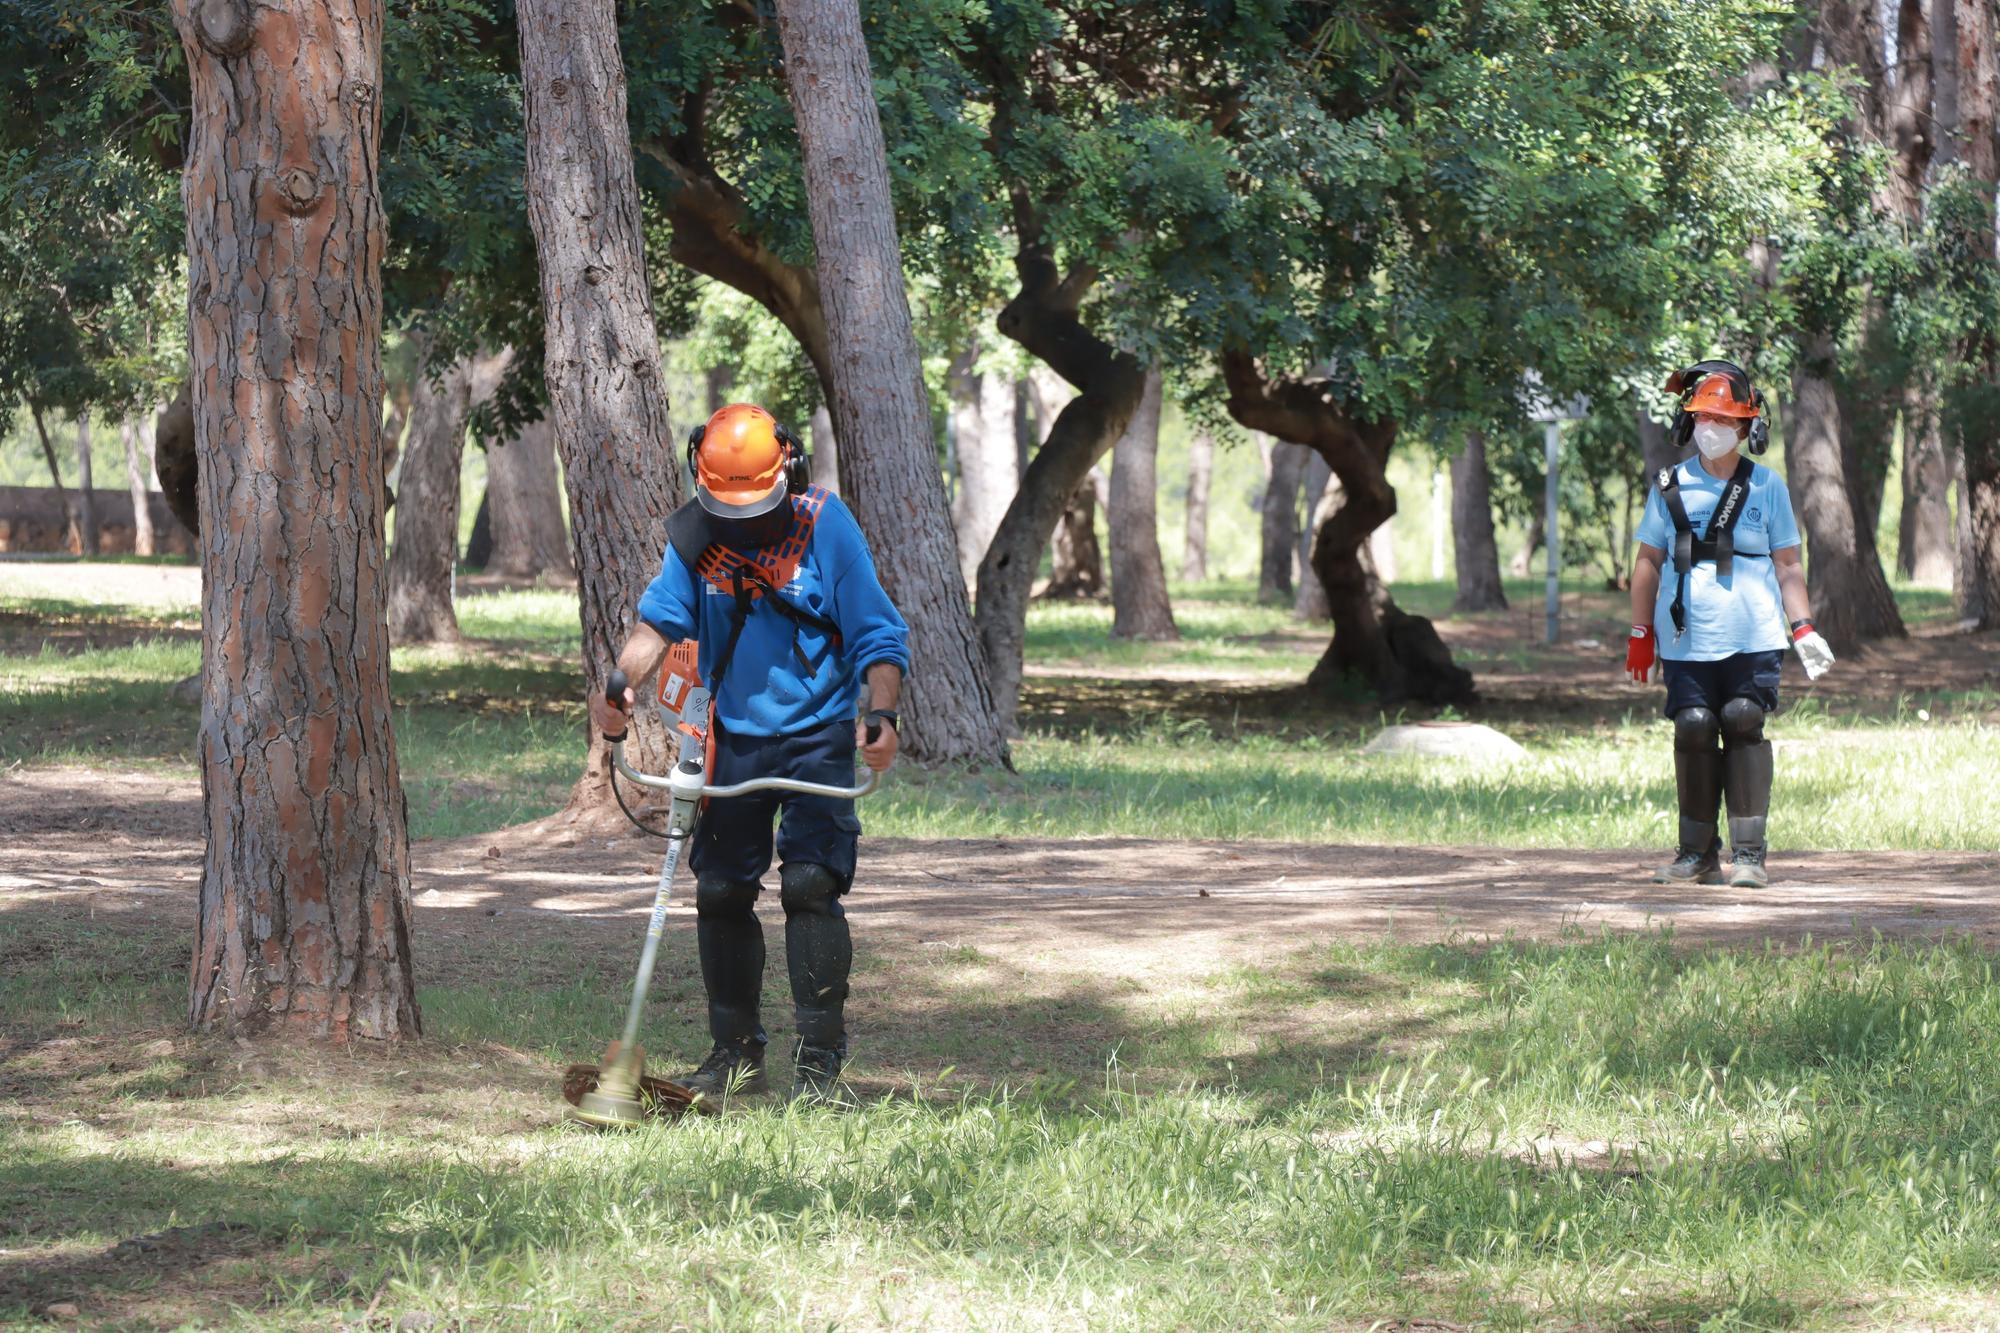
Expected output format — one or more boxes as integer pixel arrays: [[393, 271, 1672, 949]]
[[1624, 364, 1837, 887]]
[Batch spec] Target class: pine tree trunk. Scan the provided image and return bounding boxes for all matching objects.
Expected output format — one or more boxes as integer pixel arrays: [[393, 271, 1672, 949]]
[[518, 0, 685, 808], [75, 413, 100, 555], [1450, 429, 1508, 612], [1259, 440, 1307, 603], [1295, 451, 1333, 621], [1956, 0, 2000, 626], [1787, 338, 1907, 647], [948, 346, 1020, 589], [174, 0, 417, 1039], [122, 417, 157, 557], [1107, 369, 1177, 640], [486, 415, 575, 581], [1042, 475, 1106, 600], [808, 402, 840, 496], [386, 348, 475, 643], [1956, 442, 1989, 620], [1181, 427, 1213, 583], [1900, 389, 1956, 583], [31, 407, 82, 554], [774, 0, 1007, 765]]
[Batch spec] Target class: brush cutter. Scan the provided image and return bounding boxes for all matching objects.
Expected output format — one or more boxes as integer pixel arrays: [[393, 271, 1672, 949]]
[[567, 665, 883, 1129]]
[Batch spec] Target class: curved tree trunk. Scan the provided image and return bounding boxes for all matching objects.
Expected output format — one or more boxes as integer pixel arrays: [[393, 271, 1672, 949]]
[[808, 402, 840, 496], [122, 416, 158, 557], [1108, 369, 1177, 640], [386, 348, 475, 643], [774, 0, 1007, 765], [75, 413, 100, 555], [485, 414, 575, 581], [1223, 351, 1472, 704], [1295, 452, 1333, 621], [519, 0, 686, 810], [949, 345, 1021, 589], [1181, 427, 1213, 583], [1900, 392, 1956, 583], [1450, 429, 1507, 612], [174, 0, 418, 1039], [1787, 338, 1906, 648], [1042, 475, 1106, 600], [1259, 440, 1307, 603]]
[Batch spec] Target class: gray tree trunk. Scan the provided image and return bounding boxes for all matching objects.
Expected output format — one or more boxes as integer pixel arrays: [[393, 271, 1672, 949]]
[[1181, 427, 1213, 583], [1259, 439, 1307, 603], [30, 407, 81, 553], [1043, 474, 1106, 599], [387, 349, 475, 643], [1956, 443, 1988, 620], [705, 362, 735, 416], [486, 414, 575, 581], [1900, 396, 1957, 583], [1510, 510, 1543, 578], [174, 0, 418, 1038], [774, 0, 1007, 764], [75, 413, 100, 555], [1788, 338, 1907, 647], [1955, 0, 2000, 626], [1295, 452, 1333, 620], [1450, 429, 1508, 612], [122, 416, 157, 557], [518, 0, 686, 809], [153, 387, 198, 538], [948, 346, 1020, 588], [808, 402, 840, 496], [1108, 369, 1177, 640]]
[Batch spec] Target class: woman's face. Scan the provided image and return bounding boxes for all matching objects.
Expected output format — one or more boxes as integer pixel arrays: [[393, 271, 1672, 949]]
[[1693, 411, 1748, 440]]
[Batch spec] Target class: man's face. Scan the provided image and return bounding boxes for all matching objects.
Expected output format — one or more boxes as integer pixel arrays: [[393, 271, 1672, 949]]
[[1693, 411, 1747, 440]]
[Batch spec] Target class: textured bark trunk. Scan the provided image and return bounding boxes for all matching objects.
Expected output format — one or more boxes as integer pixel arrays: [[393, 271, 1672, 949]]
[[1900, 389, 1957, 583], [153, 386, 199, 537], [485, 414, 575, 581], [1956, 0, 2000, 626], [948, 346, 1021, 588], [1042, 475, 1106, 600], [122, 417, 158, 557], [75, 413, 100, 555], [774, 0, 1007, 764], [519, 0, 686, 809], [1181, 427, 1213, 583], [1295, 451, 1333, 621], [464, 487, 493, 569], [1450, 429, 1508, 612], [30, 407, 81, 554], [1258, 440, 1307, 603], [174, 0, 418, 1039], [386, 348, 475, 642], [808, 403, 840, 496], [1107, 369, 1177, 640], [1955, 442, 1990, 620], [1787, 340, 1907, 647]]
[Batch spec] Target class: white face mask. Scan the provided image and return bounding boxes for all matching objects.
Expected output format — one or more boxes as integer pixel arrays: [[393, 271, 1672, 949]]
[[1693, 421, 1740, 459]]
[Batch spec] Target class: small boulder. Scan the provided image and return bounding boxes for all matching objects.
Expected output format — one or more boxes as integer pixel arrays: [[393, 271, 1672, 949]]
[[1363, 721, 1527, 763]]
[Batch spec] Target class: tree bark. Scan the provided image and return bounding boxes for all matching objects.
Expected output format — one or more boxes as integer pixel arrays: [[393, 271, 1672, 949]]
[[30, 407, 81, 554], [948, 345, 1021, 589], [774, 0, 1007, 765], [1259, 440, 1307, 603], [464, 487, 493, 569], [386, 347, 475, 642], [808, 402, 840, 496], [1509, 510, 1543, 578], [519, 0, 686, 807], [1900, 390, 1957, 583], [174, 0, 418, 1039], [1222, 351, 1472, 704], [1955, 0, 2000, 625], [1042, 474, 1106, 600], [1787, 337, 1907, 647], [1107, 369, 1177, 640], [74, 413, 100, 555], [122, 416, 158, 557], [485, 414, 575, 581], [1181, 427, 1213, 583], [1295, 451, 1333, 621], [1450, 429, 1508, 612], [153, 386, 199, 537]]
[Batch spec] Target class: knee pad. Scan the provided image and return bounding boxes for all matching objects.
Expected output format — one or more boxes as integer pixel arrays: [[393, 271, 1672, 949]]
[[1719, 697, 1766, 747], [779, 862, 844, 917], [695, 876, 760, 918], [1672, 706, 1718, 752]]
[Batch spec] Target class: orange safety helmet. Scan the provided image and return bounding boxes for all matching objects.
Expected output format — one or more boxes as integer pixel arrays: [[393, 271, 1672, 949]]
[[687, 403, 805, 518], [1682, 373, 1761, 420]]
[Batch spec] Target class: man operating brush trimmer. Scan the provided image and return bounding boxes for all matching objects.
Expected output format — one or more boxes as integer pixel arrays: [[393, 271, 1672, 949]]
[[589, 403, 909, 1106]]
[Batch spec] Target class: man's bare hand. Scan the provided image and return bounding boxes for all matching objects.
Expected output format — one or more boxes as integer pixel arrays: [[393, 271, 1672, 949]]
[[857, 718, 899, 772], [591, 684, 635, 739]]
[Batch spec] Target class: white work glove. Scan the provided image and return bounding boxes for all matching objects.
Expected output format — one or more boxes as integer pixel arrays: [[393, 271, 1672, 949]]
[[1790, 619, 1835, 681]]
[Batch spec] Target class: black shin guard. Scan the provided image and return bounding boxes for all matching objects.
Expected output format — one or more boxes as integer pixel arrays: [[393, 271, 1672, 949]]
[[695, 877, 766, 1046], [1671, 706, 1722, 852], [1720, 698, 1773, 852], [780, 862, 851, 1053]]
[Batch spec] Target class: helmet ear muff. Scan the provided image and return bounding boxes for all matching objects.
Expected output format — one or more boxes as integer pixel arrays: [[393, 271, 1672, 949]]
[[685, 423, 707, 481], [775, 422, 812, 493], [1747, 392, 1770, 455]]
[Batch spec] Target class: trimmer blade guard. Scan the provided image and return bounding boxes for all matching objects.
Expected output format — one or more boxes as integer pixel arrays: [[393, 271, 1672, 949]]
[[561, 1063, 711, 1120]]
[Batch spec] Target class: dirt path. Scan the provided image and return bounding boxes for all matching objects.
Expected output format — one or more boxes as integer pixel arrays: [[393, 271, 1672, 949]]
[[8, 767, 1998, 989]]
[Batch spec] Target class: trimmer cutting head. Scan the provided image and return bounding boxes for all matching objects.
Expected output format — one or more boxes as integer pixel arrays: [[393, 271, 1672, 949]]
[[561, 1043, 706, 1128]]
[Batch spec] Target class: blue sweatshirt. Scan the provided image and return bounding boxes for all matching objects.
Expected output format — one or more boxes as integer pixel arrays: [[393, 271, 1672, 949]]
[[636, 490, 911, 737]]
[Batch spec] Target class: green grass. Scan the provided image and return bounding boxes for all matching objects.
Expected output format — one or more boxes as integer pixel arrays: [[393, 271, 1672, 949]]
[[10, 917, 2000, 1327]]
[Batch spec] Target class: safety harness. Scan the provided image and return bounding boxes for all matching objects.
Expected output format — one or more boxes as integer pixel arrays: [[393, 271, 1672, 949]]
[[1657, 457, 1762, 637]]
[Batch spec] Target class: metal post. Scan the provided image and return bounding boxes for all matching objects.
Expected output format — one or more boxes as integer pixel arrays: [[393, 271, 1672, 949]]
[[1544, 420, 1561, 645]]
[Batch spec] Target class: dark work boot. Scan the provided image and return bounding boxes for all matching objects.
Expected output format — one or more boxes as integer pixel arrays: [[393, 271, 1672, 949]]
[[682, 1037, 767, 1101], [1657, 818, 1723, 885], [790, 1039, 852, 1108], [1664, 709, 1725, 886], [1721, 699, 1774, 889]]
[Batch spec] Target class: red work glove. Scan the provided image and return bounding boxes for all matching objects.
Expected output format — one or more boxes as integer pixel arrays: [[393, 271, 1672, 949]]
[[1624, 624, 1656, 684]]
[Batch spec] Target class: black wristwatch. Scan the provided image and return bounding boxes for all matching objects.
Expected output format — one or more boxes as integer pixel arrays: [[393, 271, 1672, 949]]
[[866, 708, 900, 731]]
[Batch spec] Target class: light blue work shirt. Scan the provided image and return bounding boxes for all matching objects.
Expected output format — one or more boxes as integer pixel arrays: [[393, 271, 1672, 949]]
[[1634, 458, 1801, 661]]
